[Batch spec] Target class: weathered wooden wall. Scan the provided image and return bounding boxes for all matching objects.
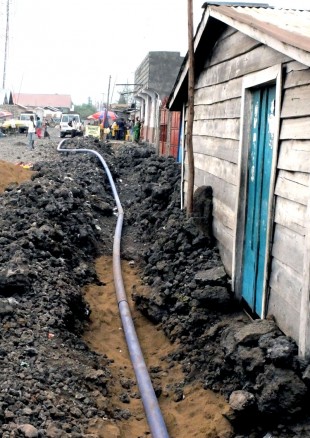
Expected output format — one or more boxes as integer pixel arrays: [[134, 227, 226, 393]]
[[269, 61, 310, 342], [184, 25, 310, 343]]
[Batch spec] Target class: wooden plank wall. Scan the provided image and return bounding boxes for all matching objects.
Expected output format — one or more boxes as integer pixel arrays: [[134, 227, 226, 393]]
[[269, 61, 310, 342], [186, 26, 310, 343], [189, 27, 289, 276]]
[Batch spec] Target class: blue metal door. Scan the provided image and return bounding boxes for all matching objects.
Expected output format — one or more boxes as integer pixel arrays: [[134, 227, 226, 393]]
[[242, 85, 275, 316]]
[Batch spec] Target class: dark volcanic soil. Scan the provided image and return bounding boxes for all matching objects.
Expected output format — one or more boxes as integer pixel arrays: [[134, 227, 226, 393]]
[[0, 134, 310, 437]]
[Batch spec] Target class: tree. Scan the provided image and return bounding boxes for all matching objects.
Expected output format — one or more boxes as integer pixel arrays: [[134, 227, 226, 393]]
[[74, 102, 97, 119]]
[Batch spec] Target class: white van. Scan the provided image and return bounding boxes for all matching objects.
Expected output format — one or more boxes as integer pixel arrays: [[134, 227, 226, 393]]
[[19, 112, 37, 133], [59, 113, 82, 138]]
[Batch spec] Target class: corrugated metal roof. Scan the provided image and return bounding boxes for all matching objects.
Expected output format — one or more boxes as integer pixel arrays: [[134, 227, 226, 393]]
[[231, 6, 310, 38], [203, 1, 310, 10], [203, 2, 270, 7], [210, 5, 310, 53]]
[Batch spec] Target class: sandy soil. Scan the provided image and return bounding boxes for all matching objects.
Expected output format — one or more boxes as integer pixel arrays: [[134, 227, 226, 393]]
[[83, 256, 233, 438]]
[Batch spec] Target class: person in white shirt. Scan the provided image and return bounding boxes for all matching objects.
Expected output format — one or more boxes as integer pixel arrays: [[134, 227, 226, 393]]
[[28, 115, 36, 150], [10, 119, 16, 135]]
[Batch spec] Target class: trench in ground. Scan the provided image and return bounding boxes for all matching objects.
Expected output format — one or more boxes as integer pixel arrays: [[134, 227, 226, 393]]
[[83, 255, 233, 438]]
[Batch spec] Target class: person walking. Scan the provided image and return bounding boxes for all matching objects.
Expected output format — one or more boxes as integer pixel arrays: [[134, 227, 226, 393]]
[[99, 119, 104, 140], [118, 118, 125, 140], [10, 119, 16, 135], [71, 118, 77, 138], [43, 120, 50, 139], [36, 116, 42, 139], [28, 116, 36, 150], [111, 120, 118, 140], [133, 117, 141, 143]]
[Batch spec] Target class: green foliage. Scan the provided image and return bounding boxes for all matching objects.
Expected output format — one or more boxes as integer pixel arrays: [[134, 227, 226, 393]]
[[118, 92, 127, 104], [74, 102, 97, 119]]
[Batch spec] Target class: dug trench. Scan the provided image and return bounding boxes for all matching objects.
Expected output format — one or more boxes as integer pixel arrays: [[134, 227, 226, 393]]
[[0, 138, 310, 437]]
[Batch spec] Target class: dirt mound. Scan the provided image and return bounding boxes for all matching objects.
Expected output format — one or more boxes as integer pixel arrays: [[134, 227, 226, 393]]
[[0, 160, 34, 193], [0, 139, 310, 437], [114, 144, 310, 437]]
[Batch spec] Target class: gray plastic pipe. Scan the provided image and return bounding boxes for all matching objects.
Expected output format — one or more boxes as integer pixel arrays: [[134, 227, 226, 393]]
[[57, 140, 170, 438]]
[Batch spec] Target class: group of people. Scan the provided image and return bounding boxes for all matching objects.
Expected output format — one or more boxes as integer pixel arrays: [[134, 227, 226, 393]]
[[105, 117, 142, 143], [27, 114, 143, 149], [109, 118, 129, 141], [27, 115, 50, 150]]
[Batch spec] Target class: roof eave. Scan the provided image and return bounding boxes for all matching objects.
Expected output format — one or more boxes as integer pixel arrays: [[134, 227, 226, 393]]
[[202, 1, 270, 7], [211, 5, 310, 65], [168, 4, 310, 110], [168, 7, 212, 111]]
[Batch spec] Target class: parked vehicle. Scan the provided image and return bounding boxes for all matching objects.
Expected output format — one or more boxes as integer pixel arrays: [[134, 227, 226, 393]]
[[59, 113, 82, 138], [18, 112, 37, 133], [1, 119, 29, 134]]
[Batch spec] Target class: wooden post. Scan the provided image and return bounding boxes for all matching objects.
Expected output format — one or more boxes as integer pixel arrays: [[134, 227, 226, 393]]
[[103, 75, 111, 141], [186, 0, 195, 217]]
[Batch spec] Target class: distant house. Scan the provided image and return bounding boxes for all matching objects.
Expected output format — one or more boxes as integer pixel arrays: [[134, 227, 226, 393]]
[[12, 93, 73, 113], [168, 3, 310, 356], [134, 51, 184, 148]]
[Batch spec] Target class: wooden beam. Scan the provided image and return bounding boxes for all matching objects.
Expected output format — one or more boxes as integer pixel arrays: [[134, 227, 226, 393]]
[[186, 0, 195, 216]]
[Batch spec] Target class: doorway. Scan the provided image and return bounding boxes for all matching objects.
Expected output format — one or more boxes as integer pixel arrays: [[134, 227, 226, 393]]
[[233, 64, 282, 319], [241, 85, 276, 316]]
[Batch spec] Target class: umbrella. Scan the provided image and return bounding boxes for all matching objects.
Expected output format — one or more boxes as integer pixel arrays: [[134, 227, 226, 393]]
[[0, 110, 13, 118], [87, 110, 118, 121]]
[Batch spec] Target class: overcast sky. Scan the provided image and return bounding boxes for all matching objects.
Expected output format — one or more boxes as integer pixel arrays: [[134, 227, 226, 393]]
[[0, 0, 309, 106], [0, 0, 204, 105]]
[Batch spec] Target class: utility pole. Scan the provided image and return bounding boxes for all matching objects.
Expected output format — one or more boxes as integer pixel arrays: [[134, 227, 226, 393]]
[[2, 0, 10, 89], [186, 0, 195, 217], [106, 75, 111, 111], [103, 76, 112, 138]]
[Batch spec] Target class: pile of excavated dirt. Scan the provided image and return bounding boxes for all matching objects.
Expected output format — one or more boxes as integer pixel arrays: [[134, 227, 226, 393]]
[[0, 133, 310, 437]]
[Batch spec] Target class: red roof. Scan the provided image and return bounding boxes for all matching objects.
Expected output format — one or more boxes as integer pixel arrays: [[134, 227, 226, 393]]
[[12, 93, 72, 109]]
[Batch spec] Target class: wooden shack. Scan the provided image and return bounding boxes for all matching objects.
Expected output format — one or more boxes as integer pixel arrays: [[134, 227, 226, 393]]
[[168, 2, 310, 356]]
